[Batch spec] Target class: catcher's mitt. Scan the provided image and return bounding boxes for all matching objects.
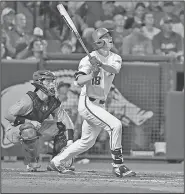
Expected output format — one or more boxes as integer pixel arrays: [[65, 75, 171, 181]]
[[53, 132, 73, 168], [19, 123, 41, 142], [89, 56, 102, 77], [53, 132, 67, 157]]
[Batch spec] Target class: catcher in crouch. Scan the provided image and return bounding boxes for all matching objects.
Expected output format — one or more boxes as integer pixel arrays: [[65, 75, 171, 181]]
[[4, 70, 74, 174]]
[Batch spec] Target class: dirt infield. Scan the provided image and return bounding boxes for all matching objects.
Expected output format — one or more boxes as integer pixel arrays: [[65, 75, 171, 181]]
[[2, 161, 184, 193]]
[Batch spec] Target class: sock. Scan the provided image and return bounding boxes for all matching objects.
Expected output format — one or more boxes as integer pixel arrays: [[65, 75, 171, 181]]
[[111, 148, 124, 166]]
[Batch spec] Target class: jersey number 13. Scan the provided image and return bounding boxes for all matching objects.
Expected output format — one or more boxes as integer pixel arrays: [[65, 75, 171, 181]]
[[92, 76, 101, 85]]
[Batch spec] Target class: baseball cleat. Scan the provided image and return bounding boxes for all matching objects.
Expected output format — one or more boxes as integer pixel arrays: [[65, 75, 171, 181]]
[[47, 163, 75, 172], [112, 163, 136, 178], [68, 165, 75, 171], [134, 110, 154, 126], [26, 163, 41, 172], [47, 161, 75, 175]]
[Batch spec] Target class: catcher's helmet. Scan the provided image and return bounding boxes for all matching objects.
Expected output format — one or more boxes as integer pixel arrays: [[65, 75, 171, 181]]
[[32, 70, 56, 96], [92, 28, 112, 50]]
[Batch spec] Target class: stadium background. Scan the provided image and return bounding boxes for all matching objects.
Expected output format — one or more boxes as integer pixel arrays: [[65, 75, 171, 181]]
[[1, 1, 184, 162]]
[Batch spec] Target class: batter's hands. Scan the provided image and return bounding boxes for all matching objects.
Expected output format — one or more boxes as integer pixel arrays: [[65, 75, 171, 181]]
[[89, 56, 102, 67], [67, 140, 73, 146], [89, 56, 102, 77]]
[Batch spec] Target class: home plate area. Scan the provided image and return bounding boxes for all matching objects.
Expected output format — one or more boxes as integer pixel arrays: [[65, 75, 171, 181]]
[[2, 161, 184, 193]]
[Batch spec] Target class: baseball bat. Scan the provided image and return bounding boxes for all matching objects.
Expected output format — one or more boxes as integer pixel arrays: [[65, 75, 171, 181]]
[[57, 4, 92, 59]]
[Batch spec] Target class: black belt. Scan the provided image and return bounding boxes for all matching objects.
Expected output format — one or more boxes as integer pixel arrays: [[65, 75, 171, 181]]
[[89, 97, 105, 104]]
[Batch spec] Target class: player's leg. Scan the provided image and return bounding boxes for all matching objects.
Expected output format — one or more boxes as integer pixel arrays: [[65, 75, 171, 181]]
[[6, 124, 41, 172], [50, 120, 102, 173], [79, 96, 136, 177]]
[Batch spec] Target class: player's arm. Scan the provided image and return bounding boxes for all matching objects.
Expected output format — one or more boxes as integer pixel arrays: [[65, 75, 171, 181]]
[[74, 57, 93, 87], [102, 55, 122, 74], [52, 107, 74, 144], [4, 95, 33, 126], [90, 55, 122, 74]]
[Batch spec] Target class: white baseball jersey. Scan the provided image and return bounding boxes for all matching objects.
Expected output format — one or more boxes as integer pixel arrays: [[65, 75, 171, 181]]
[[75, 51, 122, 101]]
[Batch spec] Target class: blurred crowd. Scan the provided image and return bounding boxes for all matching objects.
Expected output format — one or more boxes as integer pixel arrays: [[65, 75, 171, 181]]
[[1, 1, 184, 62]]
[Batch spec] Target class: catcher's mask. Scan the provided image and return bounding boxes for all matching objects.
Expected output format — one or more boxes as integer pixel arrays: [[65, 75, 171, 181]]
[[92, 28, 113, 50], [32, 70, 56, 96]]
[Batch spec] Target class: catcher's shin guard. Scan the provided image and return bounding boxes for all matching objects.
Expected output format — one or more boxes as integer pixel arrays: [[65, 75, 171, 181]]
[[19, 123, 41, 165], [22, 139, 39, 165]]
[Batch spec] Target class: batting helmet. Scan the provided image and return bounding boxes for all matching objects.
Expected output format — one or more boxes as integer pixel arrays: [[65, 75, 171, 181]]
[[92, 28, 112, 50], [32, 70, 56, 96]]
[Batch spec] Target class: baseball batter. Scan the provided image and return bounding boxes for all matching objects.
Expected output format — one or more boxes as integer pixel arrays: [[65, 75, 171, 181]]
[[49, 28, 136, 177], [4, 70, 74, 174]]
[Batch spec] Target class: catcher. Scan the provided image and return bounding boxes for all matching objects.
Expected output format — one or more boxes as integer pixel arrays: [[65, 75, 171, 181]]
[[4, 70, 74, 174]]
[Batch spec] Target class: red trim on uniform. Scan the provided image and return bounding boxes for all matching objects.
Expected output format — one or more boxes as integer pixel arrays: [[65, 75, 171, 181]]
[[84, 96, 113, 150]]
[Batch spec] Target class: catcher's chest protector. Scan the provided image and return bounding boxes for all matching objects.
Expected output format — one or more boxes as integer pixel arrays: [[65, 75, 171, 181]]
[[24, 91, 61, 123]]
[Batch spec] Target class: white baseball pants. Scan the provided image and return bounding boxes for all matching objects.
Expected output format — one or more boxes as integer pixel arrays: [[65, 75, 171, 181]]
[[52, 95, 122, 166]]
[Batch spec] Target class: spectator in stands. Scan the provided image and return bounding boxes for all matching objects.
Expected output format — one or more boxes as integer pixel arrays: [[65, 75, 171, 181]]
[[152, 16, 183, 57], [112, 14, 129, 54], [82, 28, 95, 53], [33, 27, 48, 55], [146, 2, 179, 28], [56, 81, 71, 104], [38, 1, 76, 51], [60, 40, 73, 55], [13, 13, 34, 59], [124, 2, 146, 30], [172, 1, 185, 16], [15, 13, 27, 34], [65, 2, 88, 52], [121, 23, 153, 56], [146, 1, 164, 28], [1, 7, 15, 31], [100, 1, 119, 21], [26, 39, 44, 60], [77, 1, 123, 30], [179, 10, 184, 25], [1, 7, 16, 58], [172, 10, 184, 38], [123, 2, 135, 18], [162, 1, 180, 24], [95, 20, 115, 30], [95, 1, 125, 27], [113, 2, 126, 16], [142, 11, 161, 40], [75, 1, 103, 28], [56, 81, 79, 141], [133, 2, 146, 26], [56, 81, 78, 122]]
